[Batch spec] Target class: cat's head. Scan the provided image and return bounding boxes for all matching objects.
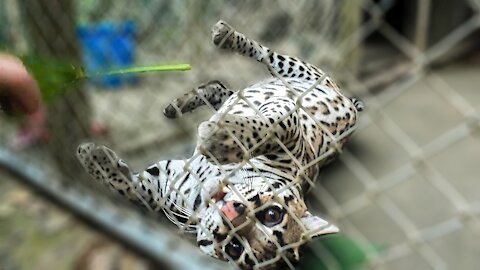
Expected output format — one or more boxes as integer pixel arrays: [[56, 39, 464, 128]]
[[197, 179, 338, 269]]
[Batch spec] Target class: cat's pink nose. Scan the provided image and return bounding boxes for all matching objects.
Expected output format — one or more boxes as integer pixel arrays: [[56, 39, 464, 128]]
[[221, 201, 246, 221]]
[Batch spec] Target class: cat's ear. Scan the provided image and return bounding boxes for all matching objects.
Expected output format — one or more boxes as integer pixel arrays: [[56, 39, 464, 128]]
[[300, 211, 339, 238]]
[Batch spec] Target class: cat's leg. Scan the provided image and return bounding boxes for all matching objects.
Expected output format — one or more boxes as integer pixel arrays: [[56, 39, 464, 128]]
[[77, 143, 140, 200], [197, 98, 301, 164], [163, 80, 234, 119], [77, 143, 172, 213], [211, 20, 325, 81], [77, 143, 217, 227]]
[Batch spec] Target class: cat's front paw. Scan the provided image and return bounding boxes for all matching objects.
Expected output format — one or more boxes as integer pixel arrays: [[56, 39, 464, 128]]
[[76, 142, 133, 185]]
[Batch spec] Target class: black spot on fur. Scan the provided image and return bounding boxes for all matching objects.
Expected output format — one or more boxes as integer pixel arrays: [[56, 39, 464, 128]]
[[248, 194, 261, 207], [198, 240, 213, 246], [244, 254, 255, 267], [147, 166, 160, 176], [194, 194, 202, 211], [273, 230, 286, 246]]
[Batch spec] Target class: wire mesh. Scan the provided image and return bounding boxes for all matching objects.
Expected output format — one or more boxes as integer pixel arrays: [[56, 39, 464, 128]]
[[1, 0, 480, 269]]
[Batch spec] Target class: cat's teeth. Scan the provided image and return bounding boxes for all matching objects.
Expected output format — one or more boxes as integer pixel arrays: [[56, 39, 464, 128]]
[[222, 186, 231, 193]]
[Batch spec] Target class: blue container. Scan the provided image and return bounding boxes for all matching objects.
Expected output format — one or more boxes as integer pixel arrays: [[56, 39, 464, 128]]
[[77, 21, 137, 88]]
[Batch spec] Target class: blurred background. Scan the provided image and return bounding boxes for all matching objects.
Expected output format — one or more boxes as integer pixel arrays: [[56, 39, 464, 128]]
[[1, 0, 480, 269]]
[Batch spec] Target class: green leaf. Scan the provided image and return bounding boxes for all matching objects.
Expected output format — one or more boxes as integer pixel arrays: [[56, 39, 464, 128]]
[[20, 54, 191, 103], [82, 64, 191, 79], [21, 55, 78, 103]]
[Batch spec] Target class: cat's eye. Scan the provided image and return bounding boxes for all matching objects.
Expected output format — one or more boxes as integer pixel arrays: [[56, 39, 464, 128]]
[[259, 206, 285, 227], [225, 237, 244, 260]]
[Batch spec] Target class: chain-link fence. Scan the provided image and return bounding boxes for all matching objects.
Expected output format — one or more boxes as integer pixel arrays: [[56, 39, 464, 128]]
[[1, 0, 480, 269]]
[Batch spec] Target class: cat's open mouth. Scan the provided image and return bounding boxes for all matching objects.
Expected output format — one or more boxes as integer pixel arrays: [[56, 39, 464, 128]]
[[211, 185, 231, 203]]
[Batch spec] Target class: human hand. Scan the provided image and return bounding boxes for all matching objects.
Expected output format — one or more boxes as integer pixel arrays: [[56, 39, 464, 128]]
[[0, 53, 41, 115]]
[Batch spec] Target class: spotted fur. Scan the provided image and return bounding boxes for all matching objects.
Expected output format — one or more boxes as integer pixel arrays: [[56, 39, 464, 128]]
[[77, 21, 363, 269]]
